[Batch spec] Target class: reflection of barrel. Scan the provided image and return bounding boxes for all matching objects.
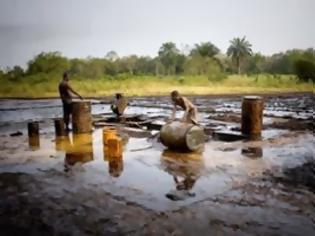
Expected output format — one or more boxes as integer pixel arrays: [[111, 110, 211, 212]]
[[108, 156, 123, 177], [103, 127, 117, 145], [160, 121, 205, 152], [54, 118, 67, 136], [29, 136, 40, 149], [161, 150, 204, 178], [72, 101, 92, 134], [65, 133, 93, 165], [241, 96, 263, 137], [55, 135, 71, 152]]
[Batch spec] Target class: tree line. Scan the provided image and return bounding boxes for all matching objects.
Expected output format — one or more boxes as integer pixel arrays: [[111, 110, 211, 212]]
[[1, 37, 314, 82]]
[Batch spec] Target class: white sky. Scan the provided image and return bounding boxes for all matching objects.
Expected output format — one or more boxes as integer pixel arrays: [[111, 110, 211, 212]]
[[0, 0, 314, 68]]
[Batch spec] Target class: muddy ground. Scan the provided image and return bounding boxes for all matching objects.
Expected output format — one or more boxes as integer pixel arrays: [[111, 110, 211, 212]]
[[0, 93, 314, 235]]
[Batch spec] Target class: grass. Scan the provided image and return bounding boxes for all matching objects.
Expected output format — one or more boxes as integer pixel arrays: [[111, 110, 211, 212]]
[[0, 74, 313, 98]]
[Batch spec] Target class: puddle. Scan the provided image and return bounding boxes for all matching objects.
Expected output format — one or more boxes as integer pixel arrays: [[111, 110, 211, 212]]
[[0, 95, 314, 234]]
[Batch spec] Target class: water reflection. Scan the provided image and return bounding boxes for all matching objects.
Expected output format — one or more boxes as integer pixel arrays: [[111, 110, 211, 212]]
[[161, 150, 204, 201], [241, 147, 263, 158], [108, 156, 124, 177], [29, 136, 40, 150], [103, 145, 124, 177], [63, 133, 94, 170], [55, 135, 71, 152]]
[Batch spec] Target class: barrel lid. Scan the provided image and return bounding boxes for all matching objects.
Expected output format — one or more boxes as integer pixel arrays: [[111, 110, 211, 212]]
[[186, 126, 205, 151], [243, 96, 262, 100]]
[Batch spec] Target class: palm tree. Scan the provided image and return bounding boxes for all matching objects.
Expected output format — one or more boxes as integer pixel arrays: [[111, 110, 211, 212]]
[[227, 37, 252, 74], [190, 42, 220, 58]]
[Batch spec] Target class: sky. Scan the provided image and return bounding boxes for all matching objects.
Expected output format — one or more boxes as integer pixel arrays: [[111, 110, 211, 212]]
[[0, 0, 314, 68]]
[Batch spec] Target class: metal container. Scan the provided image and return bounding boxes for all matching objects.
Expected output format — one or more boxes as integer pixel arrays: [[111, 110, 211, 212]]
[[54, 118, 67, 136], [160, 121, 205, 152], [72, 101, 92, 133], [241, 96, 264, 137]]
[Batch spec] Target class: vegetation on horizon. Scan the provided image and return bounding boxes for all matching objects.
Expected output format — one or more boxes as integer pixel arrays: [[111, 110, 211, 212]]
[[0, 37, 314, 97]]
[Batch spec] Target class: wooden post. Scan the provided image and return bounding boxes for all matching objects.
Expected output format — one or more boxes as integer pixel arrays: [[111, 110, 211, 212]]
[[160, 121, 205, 152], [28, 122, 40, 149], [54, 118, 67, 136], [72, 101, 92, 134], [241, 96, 264, 138]]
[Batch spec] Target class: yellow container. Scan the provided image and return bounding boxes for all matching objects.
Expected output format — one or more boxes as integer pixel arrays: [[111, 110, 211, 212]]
[[103, 127, 117, 145], [107, 137, 123, 159]]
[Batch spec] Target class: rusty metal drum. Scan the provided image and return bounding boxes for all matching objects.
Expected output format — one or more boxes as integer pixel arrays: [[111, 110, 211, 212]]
[[241, 96, 264, 137], [160, 121, 205, 152], [72, 101, 92, 133]]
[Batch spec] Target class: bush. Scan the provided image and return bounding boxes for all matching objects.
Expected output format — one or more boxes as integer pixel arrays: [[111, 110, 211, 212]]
[[294, 59, 315, 82]]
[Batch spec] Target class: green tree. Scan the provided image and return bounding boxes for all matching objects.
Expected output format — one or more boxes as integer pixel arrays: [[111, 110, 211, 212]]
[[190, 42, 219, 58], [227, 37, 252, 74], [294, 59, 315, 82], [27, 52, 69, 75], [158, 42, 180, 75], [105, 51, 119, 61], [6, 66, 24, 81]]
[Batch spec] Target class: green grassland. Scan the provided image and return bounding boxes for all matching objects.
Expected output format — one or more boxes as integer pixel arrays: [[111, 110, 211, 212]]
[[0, 74, 313, 98]]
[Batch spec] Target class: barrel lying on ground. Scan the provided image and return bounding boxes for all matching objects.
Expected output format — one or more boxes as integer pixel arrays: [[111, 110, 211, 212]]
[[72, 101, 92, 133], [241, 96, 264, 138], [160, 121, 205, 152]]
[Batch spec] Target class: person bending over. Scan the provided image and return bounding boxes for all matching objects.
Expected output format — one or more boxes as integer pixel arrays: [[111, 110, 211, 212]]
[[170, 90, 198, 124], [111, 93, 128, 117]]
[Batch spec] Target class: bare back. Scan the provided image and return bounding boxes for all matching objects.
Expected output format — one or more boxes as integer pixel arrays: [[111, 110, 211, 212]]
[[59, 81, 72, 104]]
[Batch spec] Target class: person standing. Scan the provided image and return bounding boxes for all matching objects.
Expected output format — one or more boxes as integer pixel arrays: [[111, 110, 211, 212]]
[[58, 72, 83, 131]]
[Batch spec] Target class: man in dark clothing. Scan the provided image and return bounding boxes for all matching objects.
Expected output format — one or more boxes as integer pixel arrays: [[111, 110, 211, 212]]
[[58, 72, 83, 131]]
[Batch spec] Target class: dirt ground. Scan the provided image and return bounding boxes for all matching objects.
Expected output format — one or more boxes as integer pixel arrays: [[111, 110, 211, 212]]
[[0, 93, 314, 235]]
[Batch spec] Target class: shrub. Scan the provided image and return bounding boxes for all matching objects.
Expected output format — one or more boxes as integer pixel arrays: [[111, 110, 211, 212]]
[[294, 59, 315, 82]]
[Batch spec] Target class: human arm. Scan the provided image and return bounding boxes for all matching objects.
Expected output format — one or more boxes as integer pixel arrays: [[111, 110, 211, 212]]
[[181, 98, 191, 122], [170, 104, 177, 121], [68, 84, 83, 100]]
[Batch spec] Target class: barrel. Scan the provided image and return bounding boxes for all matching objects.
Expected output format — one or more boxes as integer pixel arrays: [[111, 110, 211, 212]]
[[160, 121, 205, 152], [241, 96, 264, 137], [28, 122, 39, 137], [54, 118, 67, 136], [72, 101, 92, 133], [28, 122, 40, 149]]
